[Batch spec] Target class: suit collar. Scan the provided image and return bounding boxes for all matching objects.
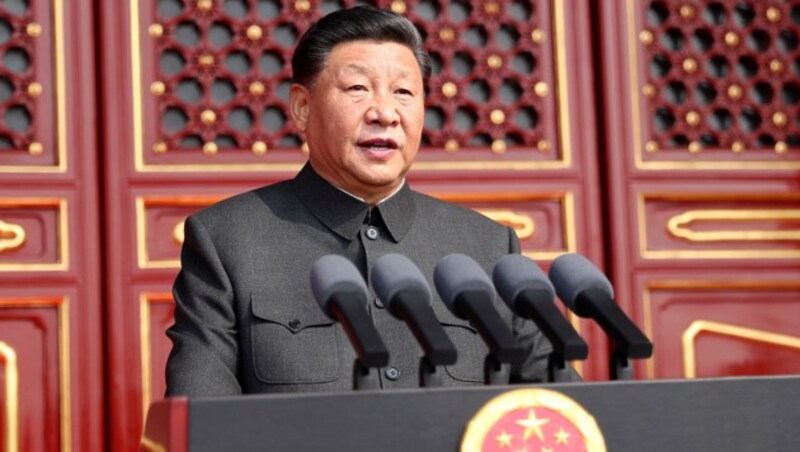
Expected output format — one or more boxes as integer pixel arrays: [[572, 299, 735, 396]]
[[293, 163, 414, 242]]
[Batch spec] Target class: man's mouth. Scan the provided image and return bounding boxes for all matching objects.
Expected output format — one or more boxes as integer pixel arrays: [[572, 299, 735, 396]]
[[357, 138, 399, 152]]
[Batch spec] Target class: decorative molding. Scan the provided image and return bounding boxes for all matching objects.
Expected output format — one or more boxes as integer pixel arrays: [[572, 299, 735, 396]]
[[0, 198, 69, 271], [0, 296, 70, 451], [0, 341, 18, 452], [682, 320, 800, 378]]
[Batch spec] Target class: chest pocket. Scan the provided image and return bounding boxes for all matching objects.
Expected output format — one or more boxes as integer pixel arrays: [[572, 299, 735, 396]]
[[435, 307, 489, 383], [249, 294, 340, 384]]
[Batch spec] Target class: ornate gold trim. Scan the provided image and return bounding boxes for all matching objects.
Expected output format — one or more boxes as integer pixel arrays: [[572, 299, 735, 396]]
[[130, 0, 572, 172], [0, 0, 67, 174], [0, 220, 26, 252], [136, 196, 224, 269], [140, 293, 172, 423], [0, 296, 70, 452], [437, 191, 577, 260], [682, 320, 800, 378], [642, 280, 800, 379], [0, 198, 69, 271], [461, 388, 605, 451], [668, 209, 800, 242], [637, 193, 800, 259], [477, 209, 535, 239], [625, 0, 800, 170], [0, 341, 19, 452]]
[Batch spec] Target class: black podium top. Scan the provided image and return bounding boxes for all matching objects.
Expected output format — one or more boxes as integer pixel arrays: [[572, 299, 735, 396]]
[[142, 376, 800, 452]]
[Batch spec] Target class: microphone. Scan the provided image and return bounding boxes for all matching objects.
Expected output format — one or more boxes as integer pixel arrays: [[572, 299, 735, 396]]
[[310, 255, 389, 389], [371, 254, 458, 387], [548, 253, 653, 379], [434, 254, 525, 379], [493, 254, 588, 382]]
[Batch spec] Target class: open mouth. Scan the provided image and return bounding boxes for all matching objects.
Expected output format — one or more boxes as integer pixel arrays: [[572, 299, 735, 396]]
[[358, 138, 399, 152]]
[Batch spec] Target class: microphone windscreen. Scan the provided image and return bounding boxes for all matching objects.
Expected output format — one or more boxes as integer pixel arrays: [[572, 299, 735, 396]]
[[434, 254, 494, 316], [310, 254, 369, 318], [548, 253, 614, 315], [370, 253, 432, 314], [492, 254, 555, 311]]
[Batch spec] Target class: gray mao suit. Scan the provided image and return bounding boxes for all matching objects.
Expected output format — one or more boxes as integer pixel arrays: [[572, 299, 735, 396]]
[[166, 163, 577, 397]]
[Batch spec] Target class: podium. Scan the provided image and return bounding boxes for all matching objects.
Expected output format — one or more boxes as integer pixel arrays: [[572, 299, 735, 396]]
[[141, 376, 800, 451]]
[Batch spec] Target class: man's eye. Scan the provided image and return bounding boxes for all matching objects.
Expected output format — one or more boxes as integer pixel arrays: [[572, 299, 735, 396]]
[[396, 88, 413, 96], [347, 85, 367, 91]]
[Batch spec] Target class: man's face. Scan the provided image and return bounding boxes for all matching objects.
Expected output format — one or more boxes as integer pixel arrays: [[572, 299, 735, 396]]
[[290, 40, 425, 204]]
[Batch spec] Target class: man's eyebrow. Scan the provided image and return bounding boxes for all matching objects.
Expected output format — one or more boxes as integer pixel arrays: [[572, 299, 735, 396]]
[[337, 63, 416, 78]]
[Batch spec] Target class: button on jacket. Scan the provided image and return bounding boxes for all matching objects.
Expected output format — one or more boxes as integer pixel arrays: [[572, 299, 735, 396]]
[[166, 163, 578, 397]]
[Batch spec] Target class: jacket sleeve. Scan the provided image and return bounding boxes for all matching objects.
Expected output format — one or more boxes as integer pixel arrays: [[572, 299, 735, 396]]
[[506, 227, 583, 383], [165, 214, 242, 396]]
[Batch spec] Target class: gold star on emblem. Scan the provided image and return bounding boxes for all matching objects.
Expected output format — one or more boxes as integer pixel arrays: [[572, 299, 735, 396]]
[[496, 430, 514, 447], [555, 428, 570, 445], [516, 409, 550, 441], [541, 448, 553, 452]]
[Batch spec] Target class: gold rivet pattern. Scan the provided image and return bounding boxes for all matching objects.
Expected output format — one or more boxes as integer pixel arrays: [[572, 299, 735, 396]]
[[685, 111, 700, 127], [441, 82, 457, 98], [295, 0, 311, 12], [645, 141, 659, 153], [679, 4, 695, 19], [246, 25, 262, 40], [766, 7, 781, 23], [534, 82, 548, 97], [731, 141, 745, 153], [203, 142, 218, 156], [26, 23, 41, 38], [642, 84, 656, 97], [727, 84, 742, 100], [769, 59, 784, 73], [28, 142, 43, 156], [249, 81, 265, 95], [775, 141, 788, 154], [153, 142, 168, 154], [198, 54, 215, 66], [301, 142, 310, 154], [390, 0, 406, 14], [197, 0, 213, 11], [490, 109, 506, 125], [639, 30, 653, 45], [531, 29, 545, 44], [27, 82, 42, 97], [148, 23, 164, 38], [491, 139, 507, 154], [537, 140, 551, 152], [252, 141, 267, 155], [487, 55, 503, 69], [200, 109, 216, 124], [444, 139, 459, 153], [688, 141, 701, 154], [484, 2, 500, 15], [439, 27, 455, 42], [682, 58, 698, 73], [150, 81, 166, 96], [724, 31, 739, 47], [772, 112, 788, 127]]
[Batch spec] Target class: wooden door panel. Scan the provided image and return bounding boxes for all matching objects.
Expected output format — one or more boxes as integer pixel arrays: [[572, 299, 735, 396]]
[[0, 295, 68, 452], [638, 273, 800, 379], [599, 0, 800, 380]]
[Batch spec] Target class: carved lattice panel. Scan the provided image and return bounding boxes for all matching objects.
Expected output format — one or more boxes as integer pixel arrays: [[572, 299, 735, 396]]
[[630, 0, 800, 169], [135, 0, 564, 170], [0, 0, 60, 171]]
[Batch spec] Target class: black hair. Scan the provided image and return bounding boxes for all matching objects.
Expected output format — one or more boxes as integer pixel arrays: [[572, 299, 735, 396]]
[[291, 6, 432, 87]]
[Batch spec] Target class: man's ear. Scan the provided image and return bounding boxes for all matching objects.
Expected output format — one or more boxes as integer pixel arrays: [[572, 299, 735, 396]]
[[289, 83, 310, 131]]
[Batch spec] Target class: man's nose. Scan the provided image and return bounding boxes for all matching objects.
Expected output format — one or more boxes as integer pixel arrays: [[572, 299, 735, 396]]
[[365, 95, 400, 126]]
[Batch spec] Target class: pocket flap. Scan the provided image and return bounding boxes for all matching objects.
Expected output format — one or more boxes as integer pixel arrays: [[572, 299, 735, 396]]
[[250, 294, 334, 333]]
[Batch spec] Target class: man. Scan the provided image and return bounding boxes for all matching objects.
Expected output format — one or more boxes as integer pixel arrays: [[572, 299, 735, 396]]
[[166, 6, 578, 397]]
